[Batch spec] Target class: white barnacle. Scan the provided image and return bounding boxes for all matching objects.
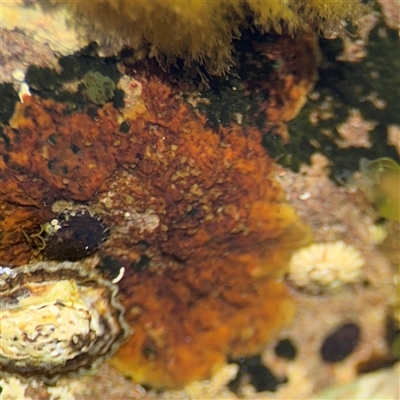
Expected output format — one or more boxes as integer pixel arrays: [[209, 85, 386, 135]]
[[287, 241, 365, 294], [0, 261, 129, 381]]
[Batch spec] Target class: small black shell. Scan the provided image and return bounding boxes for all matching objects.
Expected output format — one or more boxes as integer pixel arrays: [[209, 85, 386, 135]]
[[43, 210, 110, 261], [274, 338, 297, 360], [320, 323, 361, 363]]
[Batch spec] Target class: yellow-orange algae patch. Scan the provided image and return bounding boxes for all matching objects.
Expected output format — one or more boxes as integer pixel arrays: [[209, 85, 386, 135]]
[[94, 75, 312, 388], [115, 267, 295, 389], [0, 72, 311, 388]]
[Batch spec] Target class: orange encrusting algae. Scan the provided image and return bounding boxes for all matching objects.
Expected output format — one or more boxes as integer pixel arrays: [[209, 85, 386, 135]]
[[0, 98, 121, 264], [0, 72, 312, 388], [102, 75, 312, 388], [114, 268, 295, 388], [247, 33, 321, 128]]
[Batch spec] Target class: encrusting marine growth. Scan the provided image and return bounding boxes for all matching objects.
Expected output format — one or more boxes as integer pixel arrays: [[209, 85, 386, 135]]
[[2, 0, 397, 395], [0, 12, 327, 386], [0, 70, 313, 387]]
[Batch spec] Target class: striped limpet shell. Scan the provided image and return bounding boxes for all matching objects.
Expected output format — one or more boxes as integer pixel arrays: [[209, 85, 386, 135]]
[[0, 261, 129, 381]]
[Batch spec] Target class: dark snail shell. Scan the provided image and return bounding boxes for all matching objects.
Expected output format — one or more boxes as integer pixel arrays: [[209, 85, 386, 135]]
[[42, 210, 110, 261]]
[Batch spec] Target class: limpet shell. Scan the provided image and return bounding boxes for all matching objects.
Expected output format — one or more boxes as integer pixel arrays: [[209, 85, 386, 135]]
[[0, 261, 129, 381]]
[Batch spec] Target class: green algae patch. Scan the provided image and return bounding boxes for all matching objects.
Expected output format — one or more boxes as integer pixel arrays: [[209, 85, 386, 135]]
[[191, 32, 275, 129], [24, 43, 121, 110], [359, 158, 400, 222], [25, 66, 58, 92], [82, 71, 116, 106], [187, 30, 318, 130], [0, 83, 19, 125]]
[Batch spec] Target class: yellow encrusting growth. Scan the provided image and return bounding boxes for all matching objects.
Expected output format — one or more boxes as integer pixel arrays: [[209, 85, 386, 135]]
[[53, 0, 360, 74]]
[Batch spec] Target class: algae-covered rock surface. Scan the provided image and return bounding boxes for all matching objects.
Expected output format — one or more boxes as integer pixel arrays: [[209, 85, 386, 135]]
[[0, 1, 398, 399]]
